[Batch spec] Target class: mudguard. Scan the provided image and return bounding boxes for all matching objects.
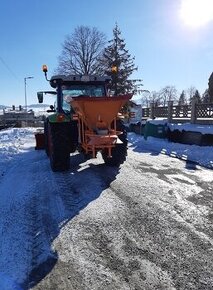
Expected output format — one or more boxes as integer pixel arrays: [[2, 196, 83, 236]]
[[47, 113, 71, 123]]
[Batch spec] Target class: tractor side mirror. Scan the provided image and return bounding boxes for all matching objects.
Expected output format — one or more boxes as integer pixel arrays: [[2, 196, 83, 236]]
[[46, 105, 56, 113], [37, 92, 43, 103]]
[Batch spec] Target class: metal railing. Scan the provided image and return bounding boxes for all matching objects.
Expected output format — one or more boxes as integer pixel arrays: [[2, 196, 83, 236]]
[[142, 100, 213, 124]]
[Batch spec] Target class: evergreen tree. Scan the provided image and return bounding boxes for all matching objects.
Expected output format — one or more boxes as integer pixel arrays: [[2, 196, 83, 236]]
[[178, 90, 187, 105], [201, 89, 210, 103], [187, 86, 197, 104], [102, 24, 140, 95], [193, 90, 201, 103], [208, 72, 213, 102]]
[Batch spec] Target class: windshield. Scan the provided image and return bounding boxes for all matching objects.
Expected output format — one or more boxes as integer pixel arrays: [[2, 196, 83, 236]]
[[62, 84, 106, 111], [63, 85, 105, 97]]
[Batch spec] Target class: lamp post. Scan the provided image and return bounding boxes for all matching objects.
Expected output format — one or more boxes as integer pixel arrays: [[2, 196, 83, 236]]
[[24, 76, 33, 111]]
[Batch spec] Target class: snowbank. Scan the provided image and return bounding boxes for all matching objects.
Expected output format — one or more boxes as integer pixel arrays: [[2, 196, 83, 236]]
[[146, 118, 168, 125], [168, 123, 213, 134], [146, 119, 213, 135], [128, 132, 213, 169]]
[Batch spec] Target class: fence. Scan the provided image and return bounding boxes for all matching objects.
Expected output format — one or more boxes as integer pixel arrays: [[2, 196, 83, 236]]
[[142, 100, 213, 124], [0, 109, 44, 128]]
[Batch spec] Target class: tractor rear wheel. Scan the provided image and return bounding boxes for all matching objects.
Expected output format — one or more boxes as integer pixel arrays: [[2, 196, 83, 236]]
[[115, 119, 128, 146], [102, 140, 127, 166], [68, 120, 78, 153], [102, 119, 128, 166], [48, 123, 71, 171], [101, 124, 128, 167]]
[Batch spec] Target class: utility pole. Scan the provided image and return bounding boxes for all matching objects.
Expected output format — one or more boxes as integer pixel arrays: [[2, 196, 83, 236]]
[[24, 76, 34, 111]]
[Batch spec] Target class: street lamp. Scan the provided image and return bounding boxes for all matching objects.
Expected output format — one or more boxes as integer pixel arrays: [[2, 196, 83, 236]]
[[24, 76, 33, 111]]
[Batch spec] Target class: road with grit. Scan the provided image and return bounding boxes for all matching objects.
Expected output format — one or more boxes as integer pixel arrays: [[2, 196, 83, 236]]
[[0, 129, 212, 290]]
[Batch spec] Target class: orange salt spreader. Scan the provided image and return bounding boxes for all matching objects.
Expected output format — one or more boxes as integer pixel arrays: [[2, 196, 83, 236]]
[[69, 94, 132, 159]]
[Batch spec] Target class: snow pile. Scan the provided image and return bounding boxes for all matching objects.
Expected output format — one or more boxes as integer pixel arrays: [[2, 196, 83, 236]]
[[32, 106, 51, 117], [168, 122, 213, 134], [146, 118, 168, 125], [0, 128, 36, 161], [146, 119, 213, 135], [128, 133, 213, 169]]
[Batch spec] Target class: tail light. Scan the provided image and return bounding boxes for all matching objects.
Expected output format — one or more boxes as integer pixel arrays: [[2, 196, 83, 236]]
[[56, 114, 66, 122]]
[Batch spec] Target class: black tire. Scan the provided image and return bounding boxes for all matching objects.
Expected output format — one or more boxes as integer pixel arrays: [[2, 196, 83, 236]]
[[45, 120, 78, 157], [44, 120, 49, 156], [102, 120, 128, 166], [102, 143, 127, 166], [48, 123, 71, 172], [116, 119, 128, 146], [68, 120, 78, 153]]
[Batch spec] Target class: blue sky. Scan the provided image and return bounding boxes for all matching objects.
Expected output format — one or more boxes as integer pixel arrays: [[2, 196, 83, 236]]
[[0, 0, 212, 106]]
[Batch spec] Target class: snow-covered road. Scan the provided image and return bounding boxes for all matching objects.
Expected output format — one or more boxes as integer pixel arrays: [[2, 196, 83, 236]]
[[0, 128, 212, 290]]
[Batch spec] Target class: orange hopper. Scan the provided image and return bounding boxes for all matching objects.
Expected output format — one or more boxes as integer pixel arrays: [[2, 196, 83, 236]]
[[69, 94, 132, 157]]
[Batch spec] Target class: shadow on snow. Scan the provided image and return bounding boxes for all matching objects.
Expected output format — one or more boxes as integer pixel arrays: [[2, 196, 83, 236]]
[[18, 151, 120, 289]]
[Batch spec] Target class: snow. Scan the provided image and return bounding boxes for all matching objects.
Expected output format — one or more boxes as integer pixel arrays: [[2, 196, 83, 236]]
[[0, 127, 212, 288], [146, 119, 213, 135], [0, 127, 212, 172], [146, 118, 168, 125], [168, 122, 213, 134], [129, 133, 213, 169], [0, 128, 36, 162]]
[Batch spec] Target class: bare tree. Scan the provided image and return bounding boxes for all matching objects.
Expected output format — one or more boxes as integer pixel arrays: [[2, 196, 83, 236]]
[[158, 86, 178, 106], [57, 26, 107, 75], [139, 91, 151, 107], [146, 91, 161, 107]]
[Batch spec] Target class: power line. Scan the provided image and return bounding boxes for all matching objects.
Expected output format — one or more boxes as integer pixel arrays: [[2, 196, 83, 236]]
[[0, 56, 20, 82]]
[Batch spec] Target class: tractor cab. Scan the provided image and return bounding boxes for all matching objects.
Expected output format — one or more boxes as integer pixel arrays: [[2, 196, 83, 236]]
[[38, 70, 111, 115], [49, 74, 111, 113]]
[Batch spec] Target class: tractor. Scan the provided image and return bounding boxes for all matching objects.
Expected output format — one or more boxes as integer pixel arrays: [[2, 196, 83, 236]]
[[37, 65, 132, 172]]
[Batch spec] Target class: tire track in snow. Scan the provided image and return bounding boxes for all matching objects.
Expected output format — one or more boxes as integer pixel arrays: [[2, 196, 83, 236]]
[[0, 149, 46, 288], [32, 156, 123, 290], [27, 153, 111, 288], [46, 154, 107, 219], [25, 157, 64, 289]]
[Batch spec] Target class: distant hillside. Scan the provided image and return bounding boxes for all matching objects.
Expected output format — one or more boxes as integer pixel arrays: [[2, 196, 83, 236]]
[[0, 104, 51, 110], [0, 105, 8, 110], [28, 104, 51, 108]]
